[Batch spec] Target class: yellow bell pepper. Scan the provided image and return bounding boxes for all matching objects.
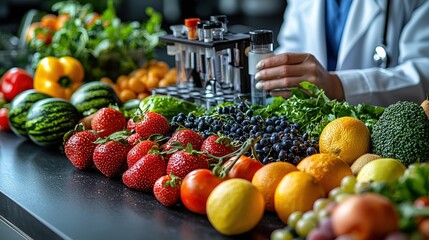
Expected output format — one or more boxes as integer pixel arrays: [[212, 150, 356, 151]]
[[34, 56, 84, 99]]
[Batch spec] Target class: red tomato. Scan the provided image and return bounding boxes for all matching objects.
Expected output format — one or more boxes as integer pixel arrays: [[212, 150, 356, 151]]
[[0, 108, 10, 132], [224, 155, 263, 181], [1, 68, 33, 102], [180, 169, 223, 215]]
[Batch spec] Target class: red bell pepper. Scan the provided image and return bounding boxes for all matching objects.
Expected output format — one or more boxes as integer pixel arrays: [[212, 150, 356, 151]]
[[0, 68, 34, 102]]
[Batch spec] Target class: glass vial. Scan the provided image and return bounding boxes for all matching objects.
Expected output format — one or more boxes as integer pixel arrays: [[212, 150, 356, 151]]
[[184, 18, 200, 40], [248, 30, 274, 105]]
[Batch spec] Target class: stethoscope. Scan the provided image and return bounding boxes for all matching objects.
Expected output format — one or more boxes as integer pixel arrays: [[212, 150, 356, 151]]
[[373, 0, 390, 68]]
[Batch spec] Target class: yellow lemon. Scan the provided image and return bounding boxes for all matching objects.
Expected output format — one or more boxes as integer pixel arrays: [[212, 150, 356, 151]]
[[274, 171, 325, 224], [206, 178, 265, 235], [357, 158, 406, 183], [351, 153, 382, 175]]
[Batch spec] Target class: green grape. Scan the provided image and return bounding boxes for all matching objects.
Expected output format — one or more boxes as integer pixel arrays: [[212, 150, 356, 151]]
[[335, 193, 351, 203], [317, 208, 330, 220], [354, 181, 370, 194], [340, 175, 357, 193], [302, 211, 317, 222], [313, 198, 331, 214], [328, 187, 344, 200], [295, 217, 317, 237], [270, 229, 294, 240], [287, 211, 303, 229]]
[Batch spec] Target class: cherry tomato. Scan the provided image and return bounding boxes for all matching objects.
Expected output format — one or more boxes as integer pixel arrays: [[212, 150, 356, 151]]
[[1, 68, 33, 102], [415, 197, 429, 208], [224, 155, 264, 181], [0, 108, 10, 132], [180, 169, 223, 215]]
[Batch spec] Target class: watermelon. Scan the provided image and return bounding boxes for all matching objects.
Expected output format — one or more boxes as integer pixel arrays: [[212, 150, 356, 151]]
[[121, 99, 141, 119], [8, 90, 52, 137], [70, 81, 122, 116], [25, 98, 80, 147]]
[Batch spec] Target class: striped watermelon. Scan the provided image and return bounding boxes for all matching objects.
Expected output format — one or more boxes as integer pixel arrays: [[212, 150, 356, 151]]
[[70, 81, 122, 116], [25, 98, 80, 147], [8, 90, 52, 137]]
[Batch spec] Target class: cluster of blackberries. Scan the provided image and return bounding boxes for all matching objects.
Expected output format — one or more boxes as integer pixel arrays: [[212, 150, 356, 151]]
[[170, 102, 319, 165]]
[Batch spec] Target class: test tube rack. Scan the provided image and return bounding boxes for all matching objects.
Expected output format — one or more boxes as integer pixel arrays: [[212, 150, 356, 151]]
[[154, 32, 250, 108]]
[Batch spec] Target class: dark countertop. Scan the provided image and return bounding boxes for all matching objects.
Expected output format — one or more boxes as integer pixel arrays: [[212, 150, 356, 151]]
[[0, 132, 283, 240]]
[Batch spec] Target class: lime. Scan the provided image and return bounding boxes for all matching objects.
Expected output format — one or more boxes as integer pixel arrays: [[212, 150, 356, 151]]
[[356, 158, 406, 183]]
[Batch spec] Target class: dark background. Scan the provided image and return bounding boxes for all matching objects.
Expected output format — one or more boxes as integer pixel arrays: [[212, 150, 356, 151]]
[[0, 0, 287, 49]]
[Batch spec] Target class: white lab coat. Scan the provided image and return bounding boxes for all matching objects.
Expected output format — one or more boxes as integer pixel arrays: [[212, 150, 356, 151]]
[[276, 0, 429, 106]]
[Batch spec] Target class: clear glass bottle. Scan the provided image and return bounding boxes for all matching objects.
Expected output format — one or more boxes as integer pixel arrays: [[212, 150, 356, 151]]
[[248, 30, 273, 105]]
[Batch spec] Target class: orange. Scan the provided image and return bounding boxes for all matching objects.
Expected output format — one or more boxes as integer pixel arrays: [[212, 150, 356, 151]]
[[251, 162, 297, 211], [274, 171, 325, 224], [297, 153, 353, 193], [119, 88, 137, 102], [128, 77, 146, 93], [319, 116, 370, 165]]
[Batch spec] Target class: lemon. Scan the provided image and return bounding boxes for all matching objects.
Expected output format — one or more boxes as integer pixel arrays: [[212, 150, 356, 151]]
[[357, 158, 406, 183], [206, 178, 265, 235], [351, 153, 382, 175]]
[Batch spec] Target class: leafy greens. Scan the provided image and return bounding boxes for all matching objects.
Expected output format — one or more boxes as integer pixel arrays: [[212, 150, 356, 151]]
[[253, 82, 385, 140]]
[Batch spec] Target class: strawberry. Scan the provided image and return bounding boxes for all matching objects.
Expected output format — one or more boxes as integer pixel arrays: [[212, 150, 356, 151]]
[[153, 174, 181, 207], [162, 129, 204, 152], [166, 145, 209, 178], [126, 117, 137, 131], [93, 137, 131, 177], [200, 135, 236, 157], [64, 129, 98, 170], [126, 140, 159, 168], [135, 112, 170, 139], [91, 107, 127, 137], [127, 132, 142, 146], [122, 153, 167, 192]]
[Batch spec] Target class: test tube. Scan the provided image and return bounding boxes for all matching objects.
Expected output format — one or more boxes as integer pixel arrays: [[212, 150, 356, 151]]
[[210, 15, 228, 33], [170, 25, 184, 37], [211, 21, 224, 41], [203, 23, 213, 43], [184, 18, 200, 40], [197, 20, 210, 41], [248, 30, 274, 105]]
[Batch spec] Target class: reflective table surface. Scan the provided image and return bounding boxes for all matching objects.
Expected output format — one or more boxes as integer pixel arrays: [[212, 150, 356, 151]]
[[0, 132, 283, 240]]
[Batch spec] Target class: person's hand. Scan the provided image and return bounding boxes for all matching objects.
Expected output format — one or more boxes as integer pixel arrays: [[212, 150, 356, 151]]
[[254, 53, 345, 100]]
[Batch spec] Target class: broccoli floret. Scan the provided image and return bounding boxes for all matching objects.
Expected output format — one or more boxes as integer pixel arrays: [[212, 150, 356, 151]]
[[371, 101, 429, 166]]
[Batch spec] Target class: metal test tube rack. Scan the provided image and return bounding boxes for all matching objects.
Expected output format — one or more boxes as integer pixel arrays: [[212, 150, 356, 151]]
[[155, 32, 250, 109]]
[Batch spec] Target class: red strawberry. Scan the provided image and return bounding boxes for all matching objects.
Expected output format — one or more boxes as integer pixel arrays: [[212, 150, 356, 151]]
[[127, 132, 142, 146], [135, 112, 170, 139], [64, 130, 98, 170], [153, 174, 181, 206], [166, 146, 209, 179], [163, 129, 204, 152], [127, 140, 159, 168], [91, 107, 127, 137], [126, 118, 137, 131], [93, 140, 131, 177], [122, 153, 167, 192], [200, 135, 236, 157]]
